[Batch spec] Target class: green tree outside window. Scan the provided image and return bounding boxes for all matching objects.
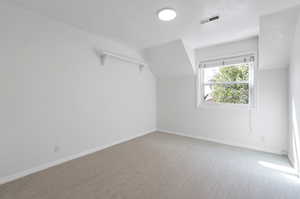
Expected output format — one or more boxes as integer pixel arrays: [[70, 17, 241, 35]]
[[209, 65, 249, 104]]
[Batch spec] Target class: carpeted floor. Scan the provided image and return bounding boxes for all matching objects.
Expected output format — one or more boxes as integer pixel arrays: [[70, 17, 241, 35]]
[[0, 132, 299, 199]]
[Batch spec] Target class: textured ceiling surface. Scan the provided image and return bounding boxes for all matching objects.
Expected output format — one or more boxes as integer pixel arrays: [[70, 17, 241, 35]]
[[2, 0, 300, 49]]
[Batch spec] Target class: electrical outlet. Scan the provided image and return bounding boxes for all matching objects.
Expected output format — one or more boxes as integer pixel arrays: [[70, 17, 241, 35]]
[[54, 145, 60, 153], [281, 150, 287, 155]]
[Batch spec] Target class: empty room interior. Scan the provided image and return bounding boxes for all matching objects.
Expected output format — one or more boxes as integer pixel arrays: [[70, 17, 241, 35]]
[[1, 0, 300, 198]]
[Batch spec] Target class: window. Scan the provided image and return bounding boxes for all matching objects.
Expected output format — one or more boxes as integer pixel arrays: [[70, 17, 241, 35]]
[[198, 54, 255, 107]]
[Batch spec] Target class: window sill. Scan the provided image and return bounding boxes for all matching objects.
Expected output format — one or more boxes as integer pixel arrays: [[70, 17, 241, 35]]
[[197, 102, 255, 110]]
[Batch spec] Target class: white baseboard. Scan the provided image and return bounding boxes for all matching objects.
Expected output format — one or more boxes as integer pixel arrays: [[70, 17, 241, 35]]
[[157, 129, 286, 155], [288, 150, 300, 178], [0, 129, 156, 185], [288, 153, 296, 168]]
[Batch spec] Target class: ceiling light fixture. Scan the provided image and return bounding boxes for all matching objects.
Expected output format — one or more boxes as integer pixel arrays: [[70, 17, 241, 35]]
[[157, 8, 177, 21]]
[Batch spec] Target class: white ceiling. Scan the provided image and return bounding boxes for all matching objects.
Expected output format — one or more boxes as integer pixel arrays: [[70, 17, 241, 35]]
[[2, 0, 300, 49], [259, 6, 300, 69]]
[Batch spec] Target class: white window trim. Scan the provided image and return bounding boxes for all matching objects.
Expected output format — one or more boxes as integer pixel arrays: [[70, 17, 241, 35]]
[[196, 52, 257, 110]]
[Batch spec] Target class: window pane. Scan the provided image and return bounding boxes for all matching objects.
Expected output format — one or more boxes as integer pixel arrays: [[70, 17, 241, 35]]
[[203, 64, 249, 83], [204, 84, 249, 104]]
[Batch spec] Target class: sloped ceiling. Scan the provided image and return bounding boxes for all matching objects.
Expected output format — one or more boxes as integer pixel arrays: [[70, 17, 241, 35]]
[[259, 6, 300, 69], [143, 40, 194, 78], [182, 42, 196, 73]]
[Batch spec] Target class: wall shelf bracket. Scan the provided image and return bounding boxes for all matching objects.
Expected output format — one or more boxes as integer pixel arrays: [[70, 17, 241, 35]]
[[97, 49, 147, 70]]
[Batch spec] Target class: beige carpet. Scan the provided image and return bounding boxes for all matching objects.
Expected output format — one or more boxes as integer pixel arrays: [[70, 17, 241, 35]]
[[0, 132, 300, 199]]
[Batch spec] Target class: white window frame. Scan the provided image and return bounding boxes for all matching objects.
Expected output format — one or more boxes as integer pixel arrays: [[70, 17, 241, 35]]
[[196, 52, 257, 109]]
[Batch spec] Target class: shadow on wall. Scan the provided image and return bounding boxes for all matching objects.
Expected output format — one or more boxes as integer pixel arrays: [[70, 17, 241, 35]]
[[291, 99, 300, 176]]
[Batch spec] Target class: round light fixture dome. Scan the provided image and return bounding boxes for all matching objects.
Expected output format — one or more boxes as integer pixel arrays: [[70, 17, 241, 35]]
[[157, 8, 177, 21]]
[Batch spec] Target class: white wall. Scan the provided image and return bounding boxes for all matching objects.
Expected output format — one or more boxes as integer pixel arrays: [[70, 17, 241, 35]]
[[157, 37, 289, 154], [259, 7, 299, 70], [0, 2, 156, 182], [289, 12, 300, 173]]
